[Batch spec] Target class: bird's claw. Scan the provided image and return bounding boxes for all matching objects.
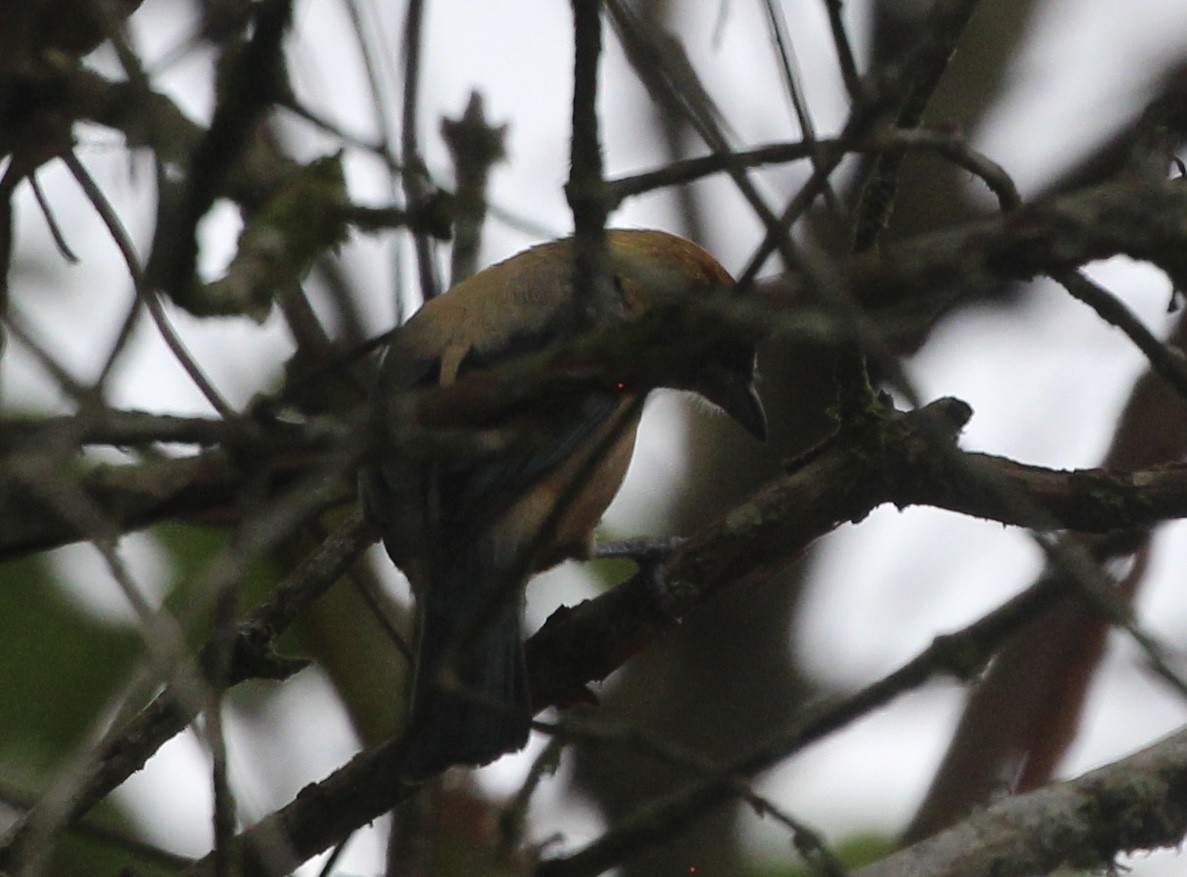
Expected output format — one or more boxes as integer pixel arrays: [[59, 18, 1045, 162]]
[[595, 536, 685, 621]]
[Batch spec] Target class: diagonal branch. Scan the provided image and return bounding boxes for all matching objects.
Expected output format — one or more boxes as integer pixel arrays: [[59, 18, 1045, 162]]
[[856, 726, 1187, 877], [171, 393, 1187, 876]]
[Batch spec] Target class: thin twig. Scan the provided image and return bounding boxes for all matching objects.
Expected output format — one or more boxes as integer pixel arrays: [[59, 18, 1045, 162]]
[[534, 572, 1064, 877], [758, 0, 842, 216], [0, 512, 373, 867], [62, 151, 235, 419], [567, 0, 612, 326], [1053, 268, 1187, 402], [2, 309, 90, 402], [822, 0, 862, 100], [315, 837, 351, 877], [208, 696, 234, 877], [499, 738, 564, 854], [851, 0, 983, 253], [400, 0, 441, 303], [0, 782, 194, 871], [543, 710, 851, 877], [605, 128, 1020, 210], [279, 96, 390, 158], [606, 1, 794, 270], [1033, 531, 1187, 699], [94, 295, 146, 392], [739, 0, 985, 286], [341, 0, 413, 325], [0, 458, 216, 873], [29, 172, 78, 263]]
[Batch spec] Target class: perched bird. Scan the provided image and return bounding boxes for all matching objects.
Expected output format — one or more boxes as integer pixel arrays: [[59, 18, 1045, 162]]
[[360, 229, 766, 779]]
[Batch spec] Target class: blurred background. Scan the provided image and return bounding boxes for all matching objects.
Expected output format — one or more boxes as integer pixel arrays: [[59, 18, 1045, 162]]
[[4, 0, 1187, 874]]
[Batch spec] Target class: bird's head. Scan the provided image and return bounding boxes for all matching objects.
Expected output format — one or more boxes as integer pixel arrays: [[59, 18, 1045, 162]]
[[606, 230, 767, 441]]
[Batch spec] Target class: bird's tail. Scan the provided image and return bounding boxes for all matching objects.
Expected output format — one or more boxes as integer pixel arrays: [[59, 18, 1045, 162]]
[[401, 545, 532, 780]]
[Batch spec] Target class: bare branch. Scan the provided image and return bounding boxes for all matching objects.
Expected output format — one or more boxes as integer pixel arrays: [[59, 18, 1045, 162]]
[[858, 727, 1187, 877]]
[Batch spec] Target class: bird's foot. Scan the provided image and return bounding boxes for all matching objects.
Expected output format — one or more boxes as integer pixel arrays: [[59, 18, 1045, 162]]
[[594, 536, 686, 621]]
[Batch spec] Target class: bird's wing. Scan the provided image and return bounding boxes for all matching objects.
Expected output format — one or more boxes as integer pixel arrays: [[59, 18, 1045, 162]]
[[366, 293, 626, 544], [433, 329, 623, 543]]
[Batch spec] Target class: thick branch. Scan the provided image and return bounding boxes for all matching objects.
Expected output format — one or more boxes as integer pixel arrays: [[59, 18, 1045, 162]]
[[0, 415, 354, 557], [0, 410, 229, 448], [856, 727, 1187, 877], [172, 395, 1187, 875], [7, 166, 1187, 558], [763, 175, 1187, 320], [525, 398, 1181, 708]]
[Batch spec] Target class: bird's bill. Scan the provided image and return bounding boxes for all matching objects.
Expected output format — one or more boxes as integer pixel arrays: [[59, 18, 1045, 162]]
[[705, 369, 767, 441]]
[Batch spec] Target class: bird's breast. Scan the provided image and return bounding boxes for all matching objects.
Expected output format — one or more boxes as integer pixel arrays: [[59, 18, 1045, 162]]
[[500, 397, 641, 572]]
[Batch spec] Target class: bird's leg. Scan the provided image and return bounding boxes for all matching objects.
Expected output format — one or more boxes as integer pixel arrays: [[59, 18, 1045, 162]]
[[594, 536, 686, 620]]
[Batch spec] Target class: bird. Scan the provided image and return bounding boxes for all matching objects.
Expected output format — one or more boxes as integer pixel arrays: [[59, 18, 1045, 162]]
[[359, 229, 767, 779]]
